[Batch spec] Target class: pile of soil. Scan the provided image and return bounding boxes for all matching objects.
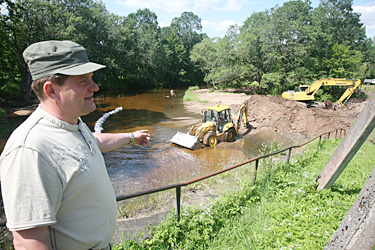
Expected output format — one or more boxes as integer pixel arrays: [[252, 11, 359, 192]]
[[246, 95, 366, 140], [186, 89, 369, 141]]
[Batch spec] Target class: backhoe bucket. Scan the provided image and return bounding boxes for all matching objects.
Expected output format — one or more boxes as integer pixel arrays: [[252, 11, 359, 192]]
[[170, 132, 201, 150]]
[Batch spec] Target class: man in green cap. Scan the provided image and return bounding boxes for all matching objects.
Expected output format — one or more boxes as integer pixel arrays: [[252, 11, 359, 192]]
[[0, 40, 151, 249]]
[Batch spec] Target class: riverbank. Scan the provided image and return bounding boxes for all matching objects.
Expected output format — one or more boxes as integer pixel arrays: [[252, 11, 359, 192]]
[[115, 137, 375, 249], [184, 88, 370, 142]]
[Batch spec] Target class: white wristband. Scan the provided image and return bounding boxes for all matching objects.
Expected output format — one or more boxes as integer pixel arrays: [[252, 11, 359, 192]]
[[129, 132, 135, 145]]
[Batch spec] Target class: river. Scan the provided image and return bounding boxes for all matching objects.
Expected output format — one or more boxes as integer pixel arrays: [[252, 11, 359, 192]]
[[0, 88, 290, 196]]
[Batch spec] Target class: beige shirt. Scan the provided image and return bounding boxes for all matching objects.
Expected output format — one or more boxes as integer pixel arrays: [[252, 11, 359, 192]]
[[0, 107, 117, 249]]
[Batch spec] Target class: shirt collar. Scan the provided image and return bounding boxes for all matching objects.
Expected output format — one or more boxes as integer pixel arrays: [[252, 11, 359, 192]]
[[35, 106, 82, 132]]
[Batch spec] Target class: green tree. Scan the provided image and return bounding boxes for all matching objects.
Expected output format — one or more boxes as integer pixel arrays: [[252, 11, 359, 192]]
[[322, 43, 365, 78], [159, 27, 189, 86], [362, 39, 375, 78], [190, 38, 218, 87], [238, 11, 270, 86], [314, 0, 366, 47], [168, 11, 207, 86], [264, 0, 313, 93], [310, 0, 367, 76], [0, 0, 24, 104], [171, 11, 204, 52], [0, 0, 115, 104], [126, 9, 164, 87]]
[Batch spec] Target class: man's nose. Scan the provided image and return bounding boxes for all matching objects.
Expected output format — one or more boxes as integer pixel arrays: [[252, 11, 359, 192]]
[[89, 80, 99, 92]]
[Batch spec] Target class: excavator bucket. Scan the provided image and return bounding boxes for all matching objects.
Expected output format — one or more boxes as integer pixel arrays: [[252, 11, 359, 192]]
[[170, 132, 201, 150]]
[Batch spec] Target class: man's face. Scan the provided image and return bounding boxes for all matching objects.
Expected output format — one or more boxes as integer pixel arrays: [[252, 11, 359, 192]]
[[54, 73, 99, 123]]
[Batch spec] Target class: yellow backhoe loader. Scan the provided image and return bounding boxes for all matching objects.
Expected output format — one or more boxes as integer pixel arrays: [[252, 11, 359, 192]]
[[282, 78, 361, 108], [170, 102, 250, 150]]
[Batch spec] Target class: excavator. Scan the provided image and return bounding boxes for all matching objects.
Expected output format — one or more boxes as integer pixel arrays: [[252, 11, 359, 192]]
[[170, 102, 250, 150], [282, 78, 361, 108]]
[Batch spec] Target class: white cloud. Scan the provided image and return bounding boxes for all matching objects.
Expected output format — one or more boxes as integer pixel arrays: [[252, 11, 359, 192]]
[[110, 0, 245, 37], [158, 20, 170, 28], [353, 4, 375, 33], [213, 0, 243, 12], [115, 0, 245, 13], [202, 19, 241, 34], [193, 0, 223, 11], [114, 0, 191, 13]]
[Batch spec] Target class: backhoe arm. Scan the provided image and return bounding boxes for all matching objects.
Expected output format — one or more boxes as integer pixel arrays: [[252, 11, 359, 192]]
[[236, 102, 250, 131], [336, 79, 362, 107]]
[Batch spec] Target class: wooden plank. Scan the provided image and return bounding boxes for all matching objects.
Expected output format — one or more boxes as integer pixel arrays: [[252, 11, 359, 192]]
[[316, 93, 375, 190]]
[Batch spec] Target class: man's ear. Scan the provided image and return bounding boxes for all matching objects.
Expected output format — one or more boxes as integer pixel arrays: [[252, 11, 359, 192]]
[[43, 81, 57, 99]]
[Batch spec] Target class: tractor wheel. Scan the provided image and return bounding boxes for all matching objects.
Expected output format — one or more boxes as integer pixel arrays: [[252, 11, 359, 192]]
[[203, 132, 218, 147], [224, 128, 237, 142]]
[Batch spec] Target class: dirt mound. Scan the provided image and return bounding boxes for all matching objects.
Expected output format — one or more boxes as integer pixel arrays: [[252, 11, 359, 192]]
[[185, 89, 368, 141], [246, 95, 366, 140]]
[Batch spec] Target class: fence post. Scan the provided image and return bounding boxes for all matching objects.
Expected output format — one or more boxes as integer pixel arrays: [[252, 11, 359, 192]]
[[286, 148, 292, 166], [335, 129, 338, 139], [176, 186, 181, 221], [318, 135, 322, 148], [253, 159, 259, 185], [328, 132, 331, 140]]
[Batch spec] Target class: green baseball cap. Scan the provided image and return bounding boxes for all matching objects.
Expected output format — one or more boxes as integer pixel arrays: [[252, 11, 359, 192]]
[[23, 40, 106, 80]]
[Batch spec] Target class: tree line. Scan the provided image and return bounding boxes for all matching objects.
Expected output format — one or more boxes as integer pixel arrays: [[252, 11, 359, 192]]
[[0, 0, 206, 105], [1, 0, 374, 106], [191, 0, 375, 101]]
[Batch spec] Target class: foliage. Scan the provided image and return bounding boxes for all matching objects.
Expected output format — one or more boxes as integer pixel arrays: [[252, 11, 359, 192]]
[[1, 0, 374, 105], [0, 108, 6, 118], [114, 138, 375, 249], [0, 0, 206, 106], [190, 0, 373, 96], [322, 43, 365, 78]]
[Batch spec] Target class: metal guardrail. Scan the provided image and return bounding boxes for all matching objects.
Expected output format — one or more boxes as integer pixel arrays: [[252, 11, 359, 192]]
[[0, 128, 346, 227]]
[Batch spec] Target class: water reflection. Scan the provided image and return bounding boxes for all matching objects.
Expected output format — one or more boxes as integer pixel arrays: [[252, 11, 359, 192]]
[[0, 88, 291, 196]]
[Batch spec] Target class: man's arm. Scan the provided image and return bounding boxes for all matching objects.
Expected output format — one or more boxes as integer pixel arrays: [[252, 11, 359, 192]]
[[12, 226, 51, 250], [95, 130, 151, 152]]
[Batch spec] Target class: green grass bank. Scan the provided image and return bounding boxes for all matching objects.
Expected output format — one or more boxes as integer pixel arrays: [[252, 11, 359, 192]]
[[114, 136, 375, 249]]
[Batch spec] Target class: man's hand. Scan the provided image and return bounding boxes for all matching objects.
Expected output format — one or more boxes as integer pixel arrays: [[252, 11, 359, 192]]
[[133, 130, 152, 146]]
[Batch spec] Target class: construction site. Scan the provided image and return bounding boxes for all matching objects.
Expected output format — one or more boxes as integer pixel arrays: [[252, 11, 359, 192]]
[[183, 86, 371, 144]]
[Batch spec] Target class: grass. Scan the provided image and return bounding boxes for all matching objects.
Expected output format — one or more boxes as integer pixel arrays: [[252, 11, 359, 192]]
[[113, 138, 375, 249], [360, 84, 375, 95], [183, 86, 208, 103]]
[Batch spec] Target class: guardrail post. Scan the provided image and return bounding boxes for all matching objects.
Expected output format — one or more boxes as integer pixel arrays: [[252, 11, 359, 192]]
[[253, 159, 259, 185], [335, 129, 338, 139], [176, 186, 181, 221], [328, 132, 330, 140], [342, 128, 346, 138], [318, 135, 322, 149], [286, 148, 292, 166]]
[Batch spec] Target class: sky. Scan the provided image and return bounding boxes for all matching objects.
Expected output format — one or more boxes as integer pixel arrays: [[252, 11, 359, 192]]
[[102, 0, 375, 39]]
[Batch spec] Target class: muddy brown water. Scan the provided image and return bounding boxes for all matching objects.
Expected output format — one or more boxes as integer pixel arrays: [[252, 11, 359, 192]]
[[0, 88, 291, 196]]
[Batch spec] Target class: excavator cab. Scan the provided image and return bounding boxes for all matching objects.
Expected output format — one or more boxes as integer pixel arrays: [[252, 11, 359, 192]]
[[298, 85, 309, 92]]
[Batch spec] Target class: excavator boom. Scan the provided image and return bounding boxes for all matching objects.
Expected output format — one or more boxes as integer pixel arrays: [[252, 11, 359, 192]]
[[336, 79, 362, 107], [282, 78, 361, 108]]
